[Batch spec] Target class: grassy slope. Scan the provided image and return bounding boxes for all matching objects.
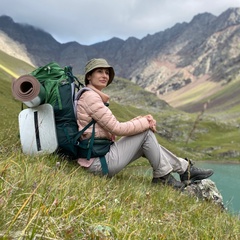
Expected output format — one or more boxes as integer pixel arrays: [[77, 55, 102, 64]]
[[179, 78, 240, 120], [162, 79, 220, 109], [176, 77, 240, 159], [1, 153, 240, 239], [0, 54, 240, 239], [160, 74, 240, 123], [0, 50, 34, 79]]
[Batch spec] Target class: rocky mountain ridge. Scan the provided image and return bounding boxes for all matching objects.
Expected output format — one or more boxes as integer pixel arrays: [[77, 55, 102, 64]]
[[0, 8, 240, 112]]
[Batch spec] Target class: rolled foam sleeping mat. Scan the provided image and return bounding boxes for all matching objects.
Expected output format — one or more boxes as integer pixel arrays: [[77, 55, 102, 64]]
[[12, 75, 46, 107]]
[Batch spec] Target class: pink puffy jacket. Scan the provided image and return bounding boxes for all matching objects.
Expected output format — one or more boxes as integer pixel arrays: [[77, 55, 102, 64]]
[[76, 85, 150, 140]]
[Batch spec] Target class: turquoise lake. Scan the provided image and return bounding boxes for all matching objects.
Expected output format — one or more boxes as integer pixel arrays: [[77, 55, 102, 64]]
[[197, 162, 240, 215]]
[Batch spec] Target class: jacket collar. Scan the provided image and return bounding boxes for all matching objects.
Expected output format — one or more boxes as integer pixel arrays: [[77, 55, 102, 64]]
[[86, 85, 109, 103]]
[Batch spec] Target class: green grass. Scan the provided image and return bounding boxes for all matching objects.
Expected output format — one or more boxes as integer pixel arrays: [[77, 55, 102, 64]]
[[1, 152, 240, 239], [0, 54, 240, 239], [174, 116, 240, 161]]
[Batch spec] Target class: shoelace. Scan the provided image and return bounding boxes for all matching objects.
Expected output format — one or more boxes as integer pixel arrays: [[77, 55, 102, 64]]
[[185, 158, 195, 166]]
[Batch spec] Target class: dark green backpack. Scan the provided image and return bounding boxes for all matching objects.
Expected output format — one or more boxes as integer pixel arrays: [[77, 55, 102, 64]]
[[30, 62, 95, 160]]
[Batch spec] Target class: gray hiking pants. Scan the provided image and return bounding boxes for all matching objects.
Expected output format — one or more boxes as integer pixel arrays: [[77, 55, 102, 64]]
[[87, 130, 188, 178]]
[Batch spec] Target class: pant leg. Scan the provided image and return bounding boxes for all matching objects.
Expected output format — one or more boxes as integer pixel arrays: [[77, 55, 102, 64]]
[[88, 130, 188, 177]]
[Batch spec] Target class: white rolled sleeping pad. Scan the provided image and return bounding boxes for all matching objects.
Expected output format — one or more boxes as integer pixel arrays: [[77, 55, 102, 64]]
[[12, 75, 46, 107]]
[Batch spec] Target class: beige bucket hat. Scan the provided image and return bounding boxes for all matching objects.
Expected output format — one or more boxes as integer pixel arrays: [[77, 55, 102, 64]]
[[84, 58, 115, 85]]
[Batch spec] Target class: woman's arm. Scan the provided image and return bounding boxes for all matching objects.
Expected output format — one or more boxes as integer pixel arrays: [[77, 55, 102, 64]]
[[81, 91, 153, 136]]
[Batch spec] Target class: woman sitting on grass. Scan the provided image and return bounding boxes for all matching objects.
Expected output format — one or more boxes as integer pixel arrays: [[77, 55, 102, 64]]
[[76, 58, 213, 189]]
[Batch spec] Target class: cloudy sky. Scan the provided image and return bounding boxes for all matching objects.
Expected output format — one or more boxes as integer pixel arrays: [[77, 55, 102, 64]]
[[1, 0, 239, 45]]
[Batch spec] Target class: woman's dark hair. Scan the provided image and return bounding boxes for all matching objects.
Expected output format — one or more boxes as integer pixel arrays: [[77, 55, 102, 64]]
[[85, 69, 94, 85]]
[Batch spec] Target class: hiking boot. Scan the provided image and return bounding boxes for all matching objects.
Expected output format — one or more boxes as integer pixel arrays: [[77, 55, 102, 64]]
[[152, 173, 185, 190], [180, 158, 214, 184]]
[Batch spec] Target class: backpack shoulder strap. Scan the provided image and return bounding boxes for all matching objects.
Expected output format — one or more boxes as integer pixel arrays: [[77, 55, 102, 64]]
[[74, 87, 92, 117], [74, 86, 95, 141], [75, 87, 92, 101]]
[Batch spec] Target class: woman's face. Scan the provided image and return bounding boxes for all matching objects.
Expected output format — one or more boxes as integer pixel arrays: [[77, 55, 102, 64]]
[[87, 68, 110, 90]]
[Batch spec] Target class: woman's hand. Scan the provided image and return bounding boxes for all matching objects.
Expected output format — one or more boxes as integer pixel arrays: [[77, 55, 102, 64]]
[[145, 115, 157, 132]]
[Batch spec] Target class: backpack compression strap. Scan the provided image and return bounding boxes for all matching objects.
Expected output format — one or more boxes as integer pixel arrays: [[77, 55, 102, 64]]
[[99, 156, 108, 175], [86, 121, 109, 175]]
